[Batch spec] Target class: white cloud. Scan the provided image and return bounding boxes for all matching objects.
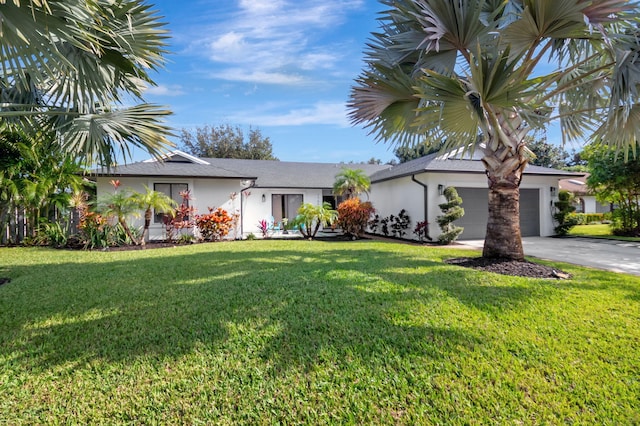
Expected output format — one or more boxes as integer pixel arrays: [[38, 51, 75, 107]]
[[144, 84, 185, 96], [198, 0, 365, 86], [228, 101, 351, 127]]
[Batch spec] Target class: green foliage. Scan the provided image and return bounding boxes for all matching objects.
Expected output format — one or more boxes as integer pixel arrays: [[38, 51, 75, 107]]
[[394, 140, 444, 163], [336, 198, 375, 238], [584, 144, 640, 235], [1, 241, 639, 423], [32, 219, 69, 248], [130, 185, 177, 245], [332, 168, 371, 199], [437, 186, 464, 244], [293, 202, 338, 239], [569, 213, 607, 225], [553, 190, 579, 235], [179, 125, 278, 160], [0, 0, 173, 165], [370, 210, 411, 238], [526, 136, 569, 169]]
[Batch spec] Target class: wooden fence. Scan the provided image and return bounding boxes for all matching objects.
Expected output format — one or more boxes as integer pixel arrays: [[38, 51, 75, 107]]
[[1, 207, 80, 245]]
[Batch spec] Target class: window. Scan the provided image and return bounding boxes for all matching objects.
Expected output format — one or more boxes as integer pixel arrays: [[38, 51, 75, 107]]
[[154, 183, 188, 223], [272, 194, 303, 223]]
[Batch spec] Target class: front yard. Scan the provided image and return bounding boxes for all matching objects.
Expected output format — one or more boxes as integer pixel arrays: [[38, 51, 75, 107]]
[[1, 240, 638, 424]]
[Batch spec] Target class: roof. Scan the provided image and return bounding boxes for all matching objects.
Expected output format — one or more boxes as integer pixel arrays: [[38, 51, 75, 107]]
[[370, 150, 582, 183], [559, 173, 591, 195], [92, 152, 391, 189]]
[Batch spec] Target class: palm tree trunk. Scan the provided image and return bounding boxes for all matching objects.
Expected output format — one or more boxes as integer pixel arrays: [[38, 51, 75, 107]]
[[483, 184, 524, 260], [119, 218, 139, 246], [140, 208, 152, 246]]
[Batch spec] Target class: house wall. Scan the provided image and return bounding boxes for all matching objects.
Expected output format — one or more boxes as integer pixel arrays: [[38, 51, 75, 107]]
[[370, 172, 560, 240], [96, 177, 243, 240], [241, 188, 324, 237]]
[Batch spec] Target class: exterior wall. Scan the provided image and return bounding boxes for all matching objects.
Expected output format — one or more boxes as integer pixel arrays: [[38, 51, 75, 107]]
[[240, 187, 324, 237], [96, 176, 243, 240], [370, 172, 561, 240]]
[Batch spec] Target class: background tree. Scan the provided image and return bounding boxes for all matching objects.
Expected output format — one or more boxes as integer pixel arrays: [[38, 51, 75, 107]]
[[332, 168, 371, 199], [526, 137, 569, 169], [394, 139, 445, 163], [179, 125, 278, 160], [0, 0, 173, 166], [349, 0, 640, 261], [584, 144, 640, 236]]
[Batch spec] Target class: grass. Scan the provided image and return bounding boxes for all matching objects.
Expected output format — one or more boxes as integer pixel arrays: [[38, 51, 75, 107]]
[[1, 240, 639, 424], [569, 224, 640, 242]]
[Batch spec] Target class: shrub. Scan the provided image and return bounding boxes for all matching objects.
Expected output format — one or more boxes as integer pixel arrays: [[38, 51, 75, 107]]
[[257, 219, 269, 238], [389, 209, 411, 238], [336, 198, 375, 238], [570, 212, 606, 225], [293, 202, 338, 239], [413, 221, 432, 242], [195, 207, 234, 241], [33, 219, 69, 248], [437, 186, 464, 244], [554, 190, 579, 235]]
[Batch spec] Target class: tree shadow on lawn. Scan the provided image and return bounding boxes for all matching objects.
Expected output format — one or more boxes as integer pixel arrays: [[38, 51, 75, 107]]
[[0, 243, 561, 374]]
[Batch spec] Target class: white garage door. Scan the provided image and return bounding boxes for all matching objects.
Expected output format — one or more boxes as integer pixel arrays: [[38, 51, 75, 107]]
[[453, 188, 540, 240]]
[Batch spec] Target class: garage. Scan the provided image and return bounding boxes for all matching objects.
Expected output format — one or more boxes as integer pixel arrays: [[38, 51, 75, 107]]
[[454, 188, 540, 240]]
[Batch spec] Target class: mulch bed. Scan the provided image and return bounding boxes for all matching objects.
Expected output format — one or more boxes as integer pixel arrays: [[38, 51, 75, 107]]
[[445, 257, 571, 279]]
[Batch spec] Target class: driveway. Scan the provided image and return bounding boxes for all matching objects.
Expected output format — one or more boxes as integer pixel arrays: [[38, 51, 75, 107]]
[[458, 237, 640, 276]]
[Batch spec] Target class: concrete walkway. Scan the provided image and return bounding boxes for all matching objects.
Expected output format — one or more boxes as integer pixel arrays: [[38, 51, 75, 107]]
[[458, 237, 640, 276]]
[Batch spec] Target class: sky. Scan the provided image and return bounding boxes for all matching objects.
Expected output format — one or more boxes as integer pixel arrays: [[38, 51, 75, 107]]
[[136, 0, 395, 163], [138, 0, 568, 165]]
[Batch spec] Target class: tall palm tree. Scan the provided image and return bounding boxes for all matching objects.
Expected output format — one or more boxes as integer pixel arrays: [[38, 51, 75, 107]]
[[131, 185, 177, 246], [333, 167, 371, 199], [0, 0, 173, 166], [349, 0, 640, 260]]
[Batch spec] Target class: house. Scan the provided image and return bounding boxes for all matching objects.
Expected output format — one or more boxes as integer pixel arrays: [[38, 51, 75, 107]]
[[368, 149, 579, 240], [92, 150, 579, 241], [92, 151, 388, 240], [559, 173, 611, 214]]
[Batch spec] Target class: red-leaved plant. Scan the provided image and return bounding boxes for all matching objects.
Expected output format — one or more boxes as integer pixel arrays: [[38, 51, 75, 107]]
[[195, 207, 233, 241], [336, 198, 375, 238]]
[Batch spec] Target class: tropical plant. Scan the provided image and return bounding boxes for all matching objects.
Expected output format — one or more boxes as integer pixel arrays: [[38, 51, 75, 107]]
[[349, 0, 640, 260], [293, 202, 338, 239], [257, 219, 270, 239], [0, 0, 173, 166], [413, 220, 432, 242], [130, 185, 177, 246], [553, 190, 579, 236], [333, 168, 371, 199], [195, 207, 234, 241], [97, 182, 139, 244], [336, 198, 375, 238], [436, 187, 464, 245], [163, 191, 196, 242]]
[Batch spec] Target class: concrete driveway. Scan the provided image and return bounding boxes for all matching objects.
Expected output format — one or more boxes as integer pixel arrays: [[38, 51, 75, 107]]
[[458, 237, 640, 276]]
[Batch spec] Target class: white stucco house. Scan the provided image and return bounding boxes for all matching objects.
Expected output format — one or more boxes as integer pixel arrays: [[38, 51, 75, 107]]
[[92, 150, 578, 241]]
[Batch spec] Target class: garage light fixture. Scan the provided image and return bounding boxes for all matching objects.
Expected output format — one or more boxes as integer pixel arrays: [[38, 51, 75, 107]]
[[262, 194, 266, 202], [550, 186, 557, 196], [438, 184, 444, 195]]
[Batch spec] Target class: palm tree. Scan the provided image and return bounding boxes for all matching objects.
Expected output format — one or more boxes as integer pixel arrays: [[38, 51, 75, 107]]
[[0, 0, 173, 166], [333, 168, 371, 199], [349, 0, 640, 260], [98, 189, 139, 245], [131, 185, 177, 246], [294, 202, 338, 239]]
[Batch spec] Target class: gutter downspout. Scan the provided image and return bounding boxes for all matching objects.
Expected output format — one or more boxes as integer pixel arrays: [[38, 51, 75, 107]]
[[240, 181, 255, 239], [411, 175, 428, 223]]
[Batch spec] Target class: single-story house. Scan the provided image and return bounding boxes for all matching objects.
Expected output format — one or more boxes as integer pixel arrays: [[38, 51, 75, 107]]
[[92, 149, 579, 241], [559, 173, 611, 214], [368, 149, 580, 240]]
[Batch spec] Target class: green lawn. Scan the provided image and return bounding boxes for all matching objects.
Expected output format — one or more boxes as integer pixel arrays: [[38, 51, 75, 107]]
[[569, 224, 640, 242], [1, 240, 639, 424]]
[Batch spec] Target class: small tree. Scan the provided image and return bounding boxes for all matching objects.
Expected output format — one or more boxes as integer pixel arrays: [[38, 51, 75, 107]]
[[553, 190, 578, 236], [195, 207, 234, 241], [293, 202, 338, 239], [437, 187, 464, 245], [131, 185, 177, 246], [336, 198, 376, 239], [333, 168, 371, 200], [97, 181, 139, 245]]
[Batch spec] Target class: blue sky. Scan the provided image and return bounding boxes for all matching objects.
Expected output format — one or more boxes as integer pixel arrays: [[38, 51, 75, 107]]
[[138, 0, 395, 163], [139, 0, 569, 164]]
